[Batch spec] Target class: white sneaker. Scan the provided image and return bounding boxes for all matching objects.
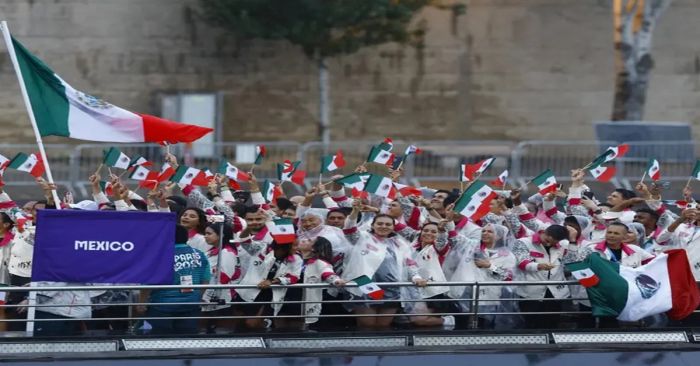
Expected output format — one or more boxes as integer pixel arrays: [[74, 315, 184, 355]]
[[442, 315, 455, 329]]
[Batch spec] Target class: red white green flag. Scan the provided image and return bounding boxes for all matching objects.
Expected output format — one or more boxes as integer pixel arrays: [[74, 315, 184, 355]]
[[10, 36, 213, 144], [219, 161, 250, 181], [489, 169, 509, 186], [363, 174, 397, 199], [566, 249, 700, 321], [138, 171, 160, 190], [8, 152, 44, 177], [404, 144, 422, 157], [366, 146, 395, 166], [393, 182, 422, 197], [647, 158, 661, 181], [254, 145, 266, 165], [129, 155, 152, 168], [0, 153, 10, 170], [321, 150, 346, 173], [377, 137, 393, 152], [692, 160, 700, 181], [99, 181, 113, 196], [453, 181, 497, 221], [128, 165, 150, 181], [103, 147, 131, 169], [277, 160, 306, 185], [158, 162, 176, 182], [353, 275, 384, 300], [602, 144, 630, 163], [268, 218, 296, 244], [262, 180, 283, 204], [589, 163, 616, 182], [531, 169, 557, 194], [335, 173, 371, 191], [170, 166, 209, 186]]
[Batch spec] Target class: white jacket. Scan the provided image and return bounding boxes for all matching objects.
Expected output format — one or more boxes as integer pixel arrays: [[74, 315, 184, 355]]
[[9, 228, 34, 278], [302, 258, 340, 324], [236, 251, 302, 316], [657, 223, 700, 280], [35, 281, 92, 319], [512, 234, 571, 299]]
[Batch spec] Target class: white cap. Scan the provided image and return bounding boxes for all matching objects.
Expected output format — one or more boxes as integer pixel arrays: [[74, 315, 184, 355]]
[[69, 200, 98, 211]]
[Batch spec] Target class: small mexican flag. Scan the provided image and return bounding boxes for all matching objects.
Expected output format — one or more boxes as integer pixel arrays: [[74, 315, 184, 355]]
[[158, 162, 176, 182], [129, 154, 152, 168], [647, 158, 661, 181], [351, 187, 369, 199], [254, 145, 266, 165], [453, 181, 497, 221], [588, 162, 616, 183], [363, 174, 397, 199], [473, 157, 495, 175], [103, 147, 131, 169], [268, 218, 296, 244], [262, 180, 283, 204], [692, 160, 700, 181], [366, 146, 395, 166], [335, 173, 371, 191], [566, 250, 700, 321], [489, 169, 509, 186], [138, 171, 160, 190], [276, 160, 306, 185], [394, 182, 422, 197], [170, 166, 209, 186], [99, 181, 113, 196], [662, 200, 688, 209], [128, 165, 150, 181], [0, 153, 10, 171], [459, 163, 476, 182], [377, 137, 393, 152], [219, 161, 250, 181], [404, 144, 422, 157], [352, 275, 385, 300], [602, 143, 630, 163], [321, 150, 346, 173], [531, 169, 557, 195], [8, 152, 44, 177]]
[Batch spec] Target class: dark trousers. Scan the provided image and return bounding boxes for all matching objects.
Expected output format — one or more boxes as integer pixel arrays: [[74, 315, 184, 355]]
[[88, 306, 130, 332], [35, 311, 83, 337], [145, 305, 200, 335], [519, 289, 562, 329], [6, 274, 31, 332]]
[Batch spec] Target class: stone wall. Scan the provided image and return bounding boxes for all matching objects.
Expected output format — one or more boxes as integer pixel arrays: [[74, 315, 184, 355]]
[[0, 0, 699, 144]]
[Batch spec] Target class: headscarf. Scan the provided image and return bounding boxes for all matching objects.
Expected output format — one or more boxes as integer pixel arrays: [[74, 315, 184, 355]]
[[626, 222, 647, 248], [564, 215, 593, 243], [482, 224, 514, 250]]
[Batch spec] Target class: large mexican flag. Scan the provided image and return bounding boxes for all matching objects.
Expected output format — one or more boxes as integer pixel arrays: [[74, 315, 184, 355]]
[[566, 249, 700, 321], [9, 36, 212, 143]]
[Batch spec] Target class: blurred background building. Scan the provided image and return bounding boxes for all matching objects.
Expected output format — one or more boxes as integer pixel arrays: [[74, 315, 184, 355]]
[[3, 0, 700, 145]]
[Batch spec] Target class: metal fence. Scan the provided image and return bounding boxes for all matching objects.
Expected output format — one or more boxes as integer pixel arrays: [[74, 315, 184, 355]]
[[2, 140, 700, 199], [0, 280, 696, 336]]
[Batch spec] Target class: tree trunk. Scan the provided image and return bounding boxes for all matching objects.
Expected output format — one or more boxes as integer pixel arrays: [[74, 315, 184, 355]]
[[611, 0, 671, 121], [318, 57, 330, 149]]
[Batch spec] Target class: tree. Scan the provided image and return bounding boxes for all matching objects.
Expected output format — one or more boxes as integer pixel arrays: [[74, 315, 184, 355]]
[[200, 0, 433, 146], [611, 0, 672, 121]]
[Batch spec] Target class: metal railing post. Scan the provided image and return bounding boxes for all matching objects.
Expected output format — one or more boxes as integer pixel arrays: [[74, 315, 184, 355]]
[[471, 282, 480, 329]]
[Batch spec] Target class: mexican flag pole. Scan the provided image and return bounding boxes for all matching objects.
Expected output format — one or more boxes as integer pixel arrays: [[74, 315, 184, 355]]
[[1, 21, 55, 336], [1, 22, 62, 209]]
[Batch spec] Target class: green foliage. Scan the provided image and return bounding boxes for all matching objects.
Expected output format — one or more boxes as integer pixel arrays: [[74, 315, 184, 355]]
[[200, 0, 430, 59]]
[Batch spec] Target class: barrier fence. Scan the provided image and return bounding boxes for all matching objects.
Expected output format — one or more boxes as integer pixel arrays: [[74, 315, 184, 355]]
[[0, 280, 697, 335], [2, 140, 700, 198]]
